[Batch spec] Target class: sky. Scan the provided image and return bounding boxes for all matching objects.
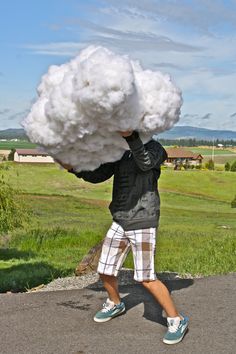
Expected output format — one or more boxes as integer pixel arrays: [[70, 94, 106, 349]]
[[0, 0, 236, 131]]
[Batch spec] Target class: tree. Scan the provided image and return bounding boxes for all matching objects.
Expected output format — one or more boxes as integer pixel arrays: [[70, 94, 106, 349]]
[[230, 160, 236, 172], [231, 195, 236, 208], [8, 148, 16, 161], [205, 159, 214, 170], [0, 177, 29, 233], [225, 162, 231, 171]]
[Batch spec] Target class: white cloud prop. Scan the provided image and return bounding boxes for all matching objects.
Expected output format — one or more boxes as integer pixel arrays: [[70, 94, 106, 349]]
[[22, 46, 182, 171]]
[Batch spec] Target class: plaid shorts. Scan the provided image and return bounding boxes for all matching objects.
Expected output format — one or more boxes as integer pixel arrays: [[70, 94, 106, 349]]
[[97, 222, 157, 282]]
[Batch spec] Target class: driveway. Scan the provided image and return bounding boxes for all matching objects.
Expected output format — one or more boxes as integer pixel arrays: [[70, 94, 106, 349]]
[[0, 274, 235, 354]]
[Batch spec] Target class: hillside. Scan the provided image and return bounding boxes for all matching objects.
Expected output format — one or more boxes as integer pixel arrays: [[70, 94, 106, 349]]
[[1, 126, 236, 142], [157, 126, 236, 141], [0, 128, 27, 140]]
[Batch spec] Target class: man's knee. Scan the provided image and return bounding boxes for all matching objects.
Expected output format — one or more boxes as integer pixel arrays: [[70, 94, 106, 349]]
[[99, 273, 117, 281], [141, 279, 157, 288]]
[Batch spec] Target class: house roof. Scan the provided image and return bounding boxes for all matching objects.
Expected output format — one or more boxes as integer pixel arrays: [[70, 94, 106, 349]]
[[15, 149, 48, 156], [166, 147, 203, 160]]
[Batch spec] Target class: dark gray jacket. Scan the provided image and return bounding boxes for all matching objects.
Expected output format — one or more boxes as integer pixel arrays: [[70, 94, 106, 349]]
[[71, 132, 167, 230]]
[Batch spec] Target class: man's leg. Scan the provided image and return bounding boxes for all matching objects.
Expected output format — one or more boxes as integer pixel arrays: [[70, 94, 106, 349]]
[[96, 222, 130, 303], [142, 279, 179, 318], [93, 273, 125, 322], [99, 274, 121, 304], [93, 222, 129, 322], [127, 227, 179, 317], [131, 226, 189, 344]]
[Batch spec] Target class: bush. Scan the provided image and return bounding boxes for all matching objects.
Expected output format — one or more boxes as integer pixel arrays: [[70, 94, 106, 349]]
[[205, 159, 215, 170], [8, 148, 15, 161], [0, 177, 30, 233], [231, 195, 236, 208], [0, 163, 10, 171], [183, 162, 192, 170], [230, 161, 236, 172], [215, 165, 224, 171], [225, 162, 231, 171]]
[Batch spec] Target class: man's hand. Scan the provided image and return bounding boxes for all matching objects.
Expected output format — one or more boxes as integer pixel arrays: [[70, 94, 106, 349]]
[[119, 131, 133, 137]]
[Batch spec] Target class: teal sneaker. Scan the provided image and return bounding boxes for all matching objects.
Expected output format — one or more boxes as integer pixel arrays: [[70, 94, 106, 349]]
[[93, 298, 125, 323], [163, 314, 189, 345]]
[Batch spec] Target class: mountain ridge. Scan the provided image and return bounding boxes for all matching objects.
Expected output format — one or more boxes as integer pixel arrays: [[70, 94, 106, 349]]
[[0, 126, 236, 141], [156, 125, 236, 141]]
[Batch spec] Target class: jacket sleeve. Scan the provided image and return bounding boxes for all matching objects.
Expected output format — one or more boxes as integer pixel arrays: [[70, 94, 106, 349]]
[[69, 162, 115, 184], [124, 131, 167, 171]]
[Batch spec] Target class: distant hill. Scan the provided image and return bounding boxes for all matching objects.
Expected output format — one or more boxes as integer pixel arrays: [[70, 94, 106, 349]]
[[1, 126, 236, 141], [0, 129, 27, 140], [156, 126, 236, 141]]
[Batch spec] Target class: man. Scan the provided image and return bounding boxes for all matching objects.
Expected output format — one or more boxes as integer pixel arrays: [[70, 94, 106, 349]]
[[61, 130, 189, 345]]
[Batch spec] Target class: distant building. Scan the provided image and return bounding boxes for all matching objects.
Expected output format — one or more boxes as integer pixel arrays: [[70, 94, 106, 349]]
[[165, 147, 203, 166], [14, 149, 54, 163]]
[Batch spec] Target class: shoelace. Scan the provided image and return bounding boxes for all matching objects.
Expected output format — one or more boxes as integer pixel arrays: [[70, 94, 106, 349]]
[[101, 301, 115, 313], [167, 319, 181, 333]]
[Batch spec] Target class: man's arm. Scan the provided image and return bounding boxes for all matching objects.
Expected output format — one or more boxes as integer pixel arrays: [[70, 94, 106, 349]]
[[123, 131, 167, 171], [69, 162, 115, 184], [55, 159, 115, 184]]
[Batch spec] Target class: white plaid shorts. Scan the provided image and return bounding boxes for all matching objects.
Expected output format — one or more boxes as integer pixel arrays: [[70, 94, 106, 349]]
[[97, 222, 157, 282]]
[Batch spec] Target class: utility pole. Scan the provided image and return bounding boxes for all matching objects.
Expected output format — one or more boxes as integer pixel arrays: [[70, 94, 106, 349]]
[[211, 138, 215, 162]]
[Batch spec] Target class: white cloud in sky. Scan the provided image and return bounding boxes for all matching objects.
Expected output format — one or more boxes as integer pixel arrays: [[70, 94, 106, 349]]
[[23, 42, 88, 56], [16, 0, 236, 132]]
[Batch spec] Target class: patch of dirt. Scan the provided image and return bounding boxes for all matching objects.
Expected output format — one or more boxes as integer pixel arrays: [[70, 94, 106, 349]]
[[79, 198, 109, 207], [28, 195, 63, 200], [159, 188, 221, 201]]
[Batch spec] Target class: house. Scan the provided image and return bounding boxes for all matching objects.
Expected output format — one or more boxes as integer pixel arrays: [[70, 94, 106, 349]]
[[14, 149, 54, 163], [165, 147, 203, 166]]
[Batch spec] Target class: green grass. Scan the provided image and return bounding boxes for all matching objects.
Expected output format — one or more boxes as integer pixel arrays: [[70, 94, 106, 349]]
[[0, 141, 36, 150], [0, 163, 235, 293], [1, 162, 113, 200], [210, 156, 236, 165], [188, 147, 236, 165], [159, 169, 236, 203], [190, 147, 236, 155]]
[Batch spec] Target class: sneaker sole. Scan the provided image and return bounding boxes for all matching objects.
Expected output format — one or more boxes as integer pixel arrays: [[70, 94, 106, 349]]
[[93, 307, 126, 323], [163, 327, 189, 345]]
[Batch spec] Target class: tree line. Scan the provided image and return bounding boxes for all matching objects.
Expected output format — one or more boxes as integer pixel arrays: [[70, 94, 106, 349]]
[[158, 138, 236, 147]]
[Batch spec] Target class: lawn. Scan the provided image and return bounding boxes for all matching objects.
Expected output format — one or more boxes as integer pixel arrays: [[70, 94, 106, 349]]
[[189, 147, 236, 165], [0, 141, 36, 150], [0, 163, 235, 293], [190, 147, 236, 155]]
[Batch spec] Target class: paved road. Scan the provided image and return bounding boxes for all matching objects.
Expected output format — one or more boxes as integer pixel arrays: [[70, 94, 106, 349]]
[[0, 274, 235, 354]]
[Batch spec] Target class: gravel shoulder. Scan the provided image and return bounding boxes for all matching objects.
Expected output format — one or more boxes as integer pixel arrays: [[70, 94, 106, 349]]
[[30, 268, 201, 293]]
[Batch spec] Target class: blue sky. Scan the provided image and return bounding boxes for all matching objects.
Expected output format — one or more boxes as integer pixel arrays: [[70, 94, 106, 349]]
[[1, 0, 236, 131]]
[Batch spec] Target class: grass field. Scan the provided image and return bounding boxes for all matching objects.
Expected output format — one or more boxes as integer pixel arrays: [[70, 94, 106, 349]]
[[190, 147, 236, 155], [0, 140, 36, 150], [189, 147, 236, 165], [0, 162, 235, 293]]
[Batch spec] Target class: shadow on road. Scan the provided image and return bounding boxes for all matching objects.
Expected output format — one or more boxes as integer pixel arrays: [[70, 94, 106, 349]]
[[0, 261, 62, 293], [86, 270, 194, 327]]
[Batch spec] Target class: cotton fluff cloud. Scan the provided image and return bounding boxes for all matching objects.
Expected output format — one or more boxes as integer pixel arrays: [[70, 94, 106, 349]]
[[22, 46, 182, 171]]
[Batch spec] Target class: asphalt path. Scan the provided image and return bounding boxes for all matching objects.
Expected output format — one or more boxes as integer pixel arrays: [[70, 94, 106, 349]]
[[0, 274, 235, 354]]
